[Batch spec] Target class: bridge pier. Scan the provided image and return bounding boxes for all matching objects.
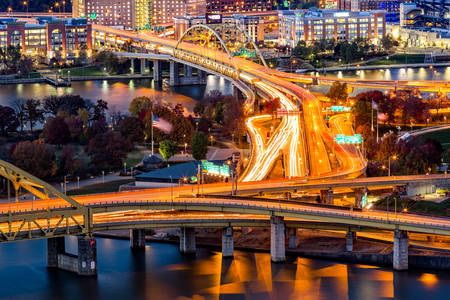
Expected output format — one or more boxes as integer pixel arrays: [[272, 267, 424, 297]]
[[47, 236, 97, 276], [222, 227, 234, 258], [153, 60, 162, 82], [288, 228, 298, 249], [320, 188, 334, 205], [130, 58, 135, 74], [406, 182, 436, 197], [169, 61, 180, 86], [140, 59, 148, 74], [270, 216, 285, 262], [47, 237, 65, 268], [346, 231, 356, 252], [179, 227, 196, 254], [198, 69, 207, 84], [393, 230, 409, 271], [184, 64, 193, 78], [130, 229, 146, 249]]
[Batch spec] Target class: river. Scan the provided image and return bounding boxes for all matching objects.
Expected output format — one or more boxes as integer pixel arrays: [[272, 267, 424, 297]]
[[0, 237, 449, 299], [0, 70, 449, 299], [0, 76, 233, 113]]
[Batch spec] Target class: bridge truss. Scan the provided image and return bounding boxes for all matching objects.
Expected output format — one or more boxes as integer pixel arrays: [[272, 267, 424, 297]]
[[174, 23, 267, 80], [0, 160, 90, 242]]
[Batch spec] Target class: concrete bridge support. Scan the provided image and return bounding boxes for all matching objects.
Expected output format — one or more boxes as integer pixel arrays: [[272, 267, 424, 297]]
[[346, 231, 356, 252], [130, 58, 135, 74], [320, 189, 334, 205], [140, 59, 148, 74], [288, 228, 298, 249], [222, 227, 234, 258], [406, 183, 436, 197], [180, 227, 196, 254], [198, 70, 207, 84], [130, 229, 146, 249], [153, 60, 162, 82], [77, 236, 98, 276], [184, 64, 193, 78], [169, 61, 180, 86], [393, 230, 409, 271], [270, 216, 285, 262], [47, 237, 65, 268], [47, 236, 97, 276]]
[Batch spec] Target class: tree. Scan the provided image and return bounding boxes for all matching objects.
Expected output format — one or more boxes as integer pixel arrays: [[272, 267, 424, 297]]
[[43, 117, 70, 145], [0, 105, 19, 136], [11, 140, 56, 179], [326, 82, 348, 105], [128, 96, 152, 116], [159, 140, 178, 161], [17, 56, 34, 75], [193, 101, 205, 117], [92, 99, 108, 121], [59, 145, 77, 175], [23, 99, 44, 132], [5, 45, 21, 71], [223, 96, 246, 141], [214, 102, 225, 124], [88, 131, 127, 170], [119, 116, 144, 145], [43, 95, 86, 116], [77, 108, 90, 130], [173, 103, 184, 117], [380, 34, 397, 51], [191, 132, 208, 160]]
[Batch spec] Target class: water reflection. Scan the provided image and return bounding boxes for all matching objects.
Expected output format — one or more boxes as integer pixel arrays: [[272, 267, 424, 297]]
[[0, 238, 449, 300], [0, 76, 233, 114], [321, 66, 449, 81]]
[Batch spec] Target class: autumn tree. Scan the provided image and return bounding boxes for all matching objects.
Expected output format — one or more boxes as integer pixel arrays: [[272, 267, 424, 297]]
[[88, 131, 127, 170], [326, 82, 348, 105], [129, 96, 152, 116], [43, 117, 70, 145], [11, 140, 56, 179], [119, 116, 144, 145]]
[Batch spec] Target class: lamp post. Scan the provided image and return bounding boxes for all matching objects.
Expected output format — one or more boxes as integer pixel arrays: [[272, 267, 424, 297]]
[[169, 176, 173, 206], [388, 155, 397, 177], [102, 170, 105, 183], [184, 142, 187, 154]]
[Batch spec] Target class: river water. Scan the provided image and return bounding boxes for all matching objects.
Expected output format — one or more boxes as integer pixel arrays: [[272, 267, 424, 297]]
[[0, 76, 233, 114], [0, 238, 449, 300], [0, 69, 449, 299]]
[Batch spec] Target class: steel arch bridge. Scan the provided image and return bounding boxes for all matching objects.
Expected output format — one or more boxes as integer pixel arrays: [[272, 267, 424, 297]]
[[173, 23, 267, 80], [0, 159, 90, 242]]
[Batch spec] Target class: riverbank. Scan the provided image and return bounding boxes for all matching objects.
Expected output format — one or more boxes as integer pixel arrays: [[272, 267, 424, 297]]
[[94, 227, 450, 271], [295, 62, 450, 73]]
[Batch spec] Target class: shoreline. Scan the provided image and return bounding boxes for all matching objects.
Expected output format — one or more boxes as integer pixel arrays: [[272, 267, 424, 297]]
[[94, 228, 450, 271], [293, 62, 450, 73]]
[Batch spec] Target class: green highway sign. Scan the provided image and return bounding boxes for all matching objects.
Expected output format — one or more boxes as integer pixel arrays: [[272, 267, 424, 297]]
[[331, 106, 351, 112], [336, 134, 362, 144], [361, 192, 368, 208], [89, 12, 97, 20], [201, 160, 230, 177]]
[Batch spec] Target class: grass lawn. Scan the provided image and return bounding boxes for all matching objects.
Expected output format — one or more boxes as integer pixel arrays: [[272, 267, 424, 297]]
[[67, 179, 135, 196], [61, 65, 106, 77], [125, 150, 145, 167], [19, 72, 42, 79], [366, 54, 425, 66]]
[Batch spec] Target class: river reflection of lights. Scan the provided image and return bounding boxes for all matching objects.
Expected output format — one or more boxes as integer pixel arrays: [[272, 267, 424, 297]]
[[419, 273, 438, 288]]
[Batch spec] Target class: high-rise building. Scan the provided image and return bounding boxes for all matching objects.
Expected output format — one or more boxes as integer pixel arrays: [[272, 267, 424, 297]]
[[206, 0, 273, 15], [279, 9, 386, 47], [338, 0, 402, 22], [73, 0, 137, 29], [152, 0, 186, 24], [186, 0, 207, 17]]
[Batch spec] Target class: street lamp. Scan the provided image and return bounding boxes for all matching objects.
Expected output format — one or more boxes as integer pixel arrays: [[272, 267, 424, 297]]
[[102, 170, 105, 183], [388, 155, 397, 177], [184, 142, 187, 154]]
